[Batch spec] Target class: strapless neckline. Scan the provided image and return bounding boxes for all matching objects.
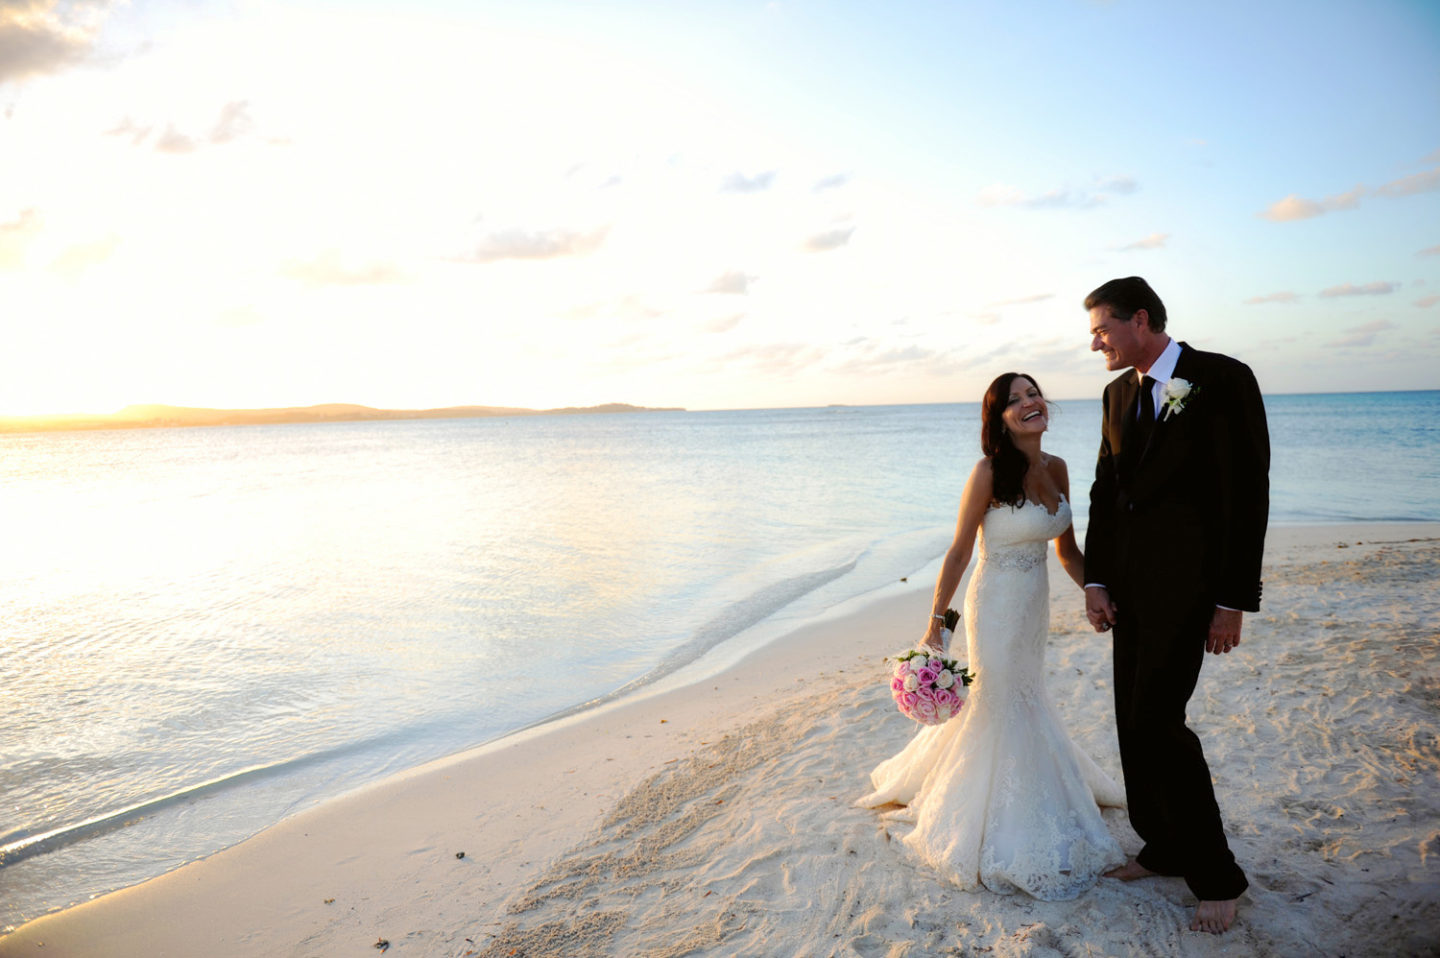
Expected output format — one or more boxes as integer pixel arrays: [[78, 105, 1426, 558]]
[[987, 493, 1068, 518]]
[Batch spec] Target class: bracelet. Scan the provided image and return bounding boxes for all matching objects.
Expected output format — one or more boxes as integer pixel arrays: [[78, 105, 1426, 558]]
[[930, 614, 946, 622]]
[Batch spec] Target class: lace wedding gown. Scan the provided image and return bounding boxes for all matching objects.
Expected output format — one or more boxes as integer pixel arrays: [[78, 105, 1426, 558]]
[[858, 497, 1126, 901]]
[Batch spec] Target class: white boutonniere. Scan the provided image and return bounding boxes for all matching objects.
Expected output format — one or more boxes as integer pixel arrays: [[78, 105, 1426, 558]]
[[1160, 378, 1198, 420]]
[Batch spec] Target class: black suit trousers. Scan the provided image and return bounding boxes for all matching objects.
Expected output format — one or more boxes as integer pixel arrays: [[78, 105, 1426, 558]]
[[1110, 570, 1248, 902]]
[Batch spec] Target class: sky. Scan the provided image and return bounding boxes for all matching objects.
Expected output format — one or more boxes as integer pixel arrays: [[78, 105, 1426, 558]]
[[1, 0, 1437, 415]]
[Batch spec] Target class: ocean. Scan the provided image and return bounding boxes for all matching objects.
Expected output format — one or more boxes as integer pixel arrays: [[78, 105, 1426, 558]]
[[2, 391, 1436, 930]]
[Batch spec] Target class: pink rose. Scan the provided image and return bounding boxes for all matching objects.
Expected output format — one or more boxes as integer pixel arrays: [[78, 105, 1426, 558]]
[[898, 691, 918, 711], [916, 666, 937, 686], [891, 676, 905, 693], [914, 686, 935, 704], [933, 688, 958, 710], [928, 657, 944, 671], [915, 699, 937, 720]]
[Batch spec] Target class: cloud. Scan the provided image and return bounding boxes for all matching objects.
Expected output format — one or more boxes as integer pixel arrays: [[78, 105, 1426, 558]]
[[49, 234, 119, 276], [978, 184, 1096, 209], [1375, 166, 1440, 198], [978, 174, 1137, 210], [1244, 291, 1300, 305], [1415, 295, 1440, 309], [127, 102, 258, 153], [986, 293, 1053, 308], [0, 0, 111, 86], [1419, 245, 1440, 257], [1259, 185, 1365, 222], [1259, 195, 1323, 221], [720, 170, 776, 193], [0, 207, 41, 268], [830, 344, 944, 375], [1324, 319, 1397, 349], [461, 226, 609, 264], [704, 270, 753, 295], [813, 173, 849, 192], [802, 226, 855, 252], [1318, 281, 1398, 298], [718, 341, 825, 375], [560, 295, 665, 325], [1260, 163, 1440, 221], [970, 293, 1053, 325], [209, 100, 254, 145], [281, 251, 406, 286], [104, 116, 150, 145], [703, 313, 743, 333], [1096, 175, 1138, 195], [154, 124, 197, 154], [1120, 232, 1169, 251]]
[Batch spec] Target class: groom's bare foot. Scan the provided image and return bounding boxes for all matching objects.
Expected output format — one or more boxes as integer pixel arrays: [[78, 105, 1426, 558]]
[[1103, 859, 1158, 881], [1191, 898, 1238, 934]]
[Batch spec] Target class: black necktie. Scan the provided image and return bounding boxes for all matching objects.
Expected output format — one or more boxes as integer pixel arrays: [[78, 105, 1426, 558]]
[[1136, 375, 1157, 445]]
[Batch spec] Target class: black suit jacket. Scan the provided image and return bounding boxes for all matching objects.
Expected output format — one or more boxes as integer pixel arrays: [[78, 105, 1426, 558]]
[[1085, 343, 1270, 612]]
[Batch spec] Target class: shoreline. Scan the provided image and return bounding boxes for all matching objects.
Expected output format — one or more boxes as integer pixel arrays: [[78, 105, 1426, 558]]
[[5, 521, 1438, 956]]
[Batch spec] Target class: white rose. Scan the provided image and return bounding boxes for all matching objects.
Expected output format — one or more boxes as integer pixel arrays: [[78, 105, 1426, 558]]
[[935, 669, 954, 689], [903, 673, 919, 692], [935, 705, 952, 721], [1165, 378, 1193, 401]]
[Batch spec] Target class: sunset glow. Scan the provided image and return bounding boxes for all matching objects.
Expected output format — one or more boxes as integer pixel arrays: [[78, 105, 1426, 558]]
[[2, 0, 1437, 416]]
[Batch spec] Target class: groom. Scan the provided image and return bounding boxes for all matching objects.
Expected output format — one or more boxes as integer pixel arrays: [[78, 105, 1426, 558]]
[[1080, 277, 1269, 934]]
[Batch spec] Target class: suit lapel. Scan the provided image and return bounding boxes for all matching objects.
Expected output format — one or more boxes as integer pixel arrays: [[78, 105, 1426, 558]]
[[1115, 374, 1141, 467]]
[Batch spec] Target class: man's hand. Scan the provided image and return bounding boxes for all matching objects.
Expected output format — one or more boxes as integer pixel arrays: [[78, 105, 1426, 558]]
[[1207, 608, 1243, 654], [1085, 586, 1118, 632]]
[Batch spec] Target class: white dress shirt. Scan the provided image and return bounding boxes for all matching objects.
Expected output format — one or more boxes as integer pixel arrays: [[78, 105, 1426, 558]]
[[1138, 337, 1182, 414]]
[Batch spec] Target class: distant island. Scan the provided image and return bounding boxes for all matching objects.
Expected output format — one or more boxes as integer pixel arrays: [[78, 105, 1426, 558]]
[[0, 402, 685, 434]]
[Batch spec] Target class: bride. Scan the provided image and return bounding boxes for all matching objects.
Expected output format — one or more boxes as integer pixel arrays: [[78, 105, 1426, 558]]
[[858, 372, 1126, 901]]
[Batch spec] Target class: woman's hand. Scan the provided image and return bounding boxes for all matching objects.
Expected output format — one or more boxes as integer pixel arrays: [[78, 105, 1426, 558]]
[[920, 619, 945, 653]]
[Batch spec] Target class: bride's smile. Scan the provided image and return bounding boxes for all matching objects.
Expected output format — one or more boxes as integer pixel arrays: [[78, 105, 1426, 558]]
[[1002, 377, 1049, 435]]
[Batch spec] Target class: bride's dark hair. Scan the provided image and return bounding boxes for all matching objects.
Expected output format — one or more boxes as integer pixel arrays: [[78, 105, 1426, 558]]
[[981, 371, 1044, 508]]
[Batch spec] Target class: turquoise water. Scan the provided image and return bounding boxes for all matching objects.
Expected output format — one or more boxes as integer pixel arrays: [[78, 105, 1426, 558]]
[[1, 391, 1435, 930]]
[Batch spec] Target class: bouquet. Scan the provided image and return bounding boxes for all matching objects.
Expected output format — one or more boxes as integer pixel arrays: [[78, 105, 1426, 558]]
[[889, 616, 974, 725]]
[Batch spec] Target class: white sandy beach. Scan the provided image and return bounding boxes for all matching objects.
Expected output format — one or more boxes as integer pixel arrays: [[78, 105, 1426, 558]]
[[4, 523, 1438, 958]]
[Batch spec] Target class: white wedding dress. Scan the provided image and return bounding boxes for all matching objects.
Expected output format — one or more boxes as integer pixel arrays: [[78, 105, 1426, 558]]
[[858, 497, 1126, 901]]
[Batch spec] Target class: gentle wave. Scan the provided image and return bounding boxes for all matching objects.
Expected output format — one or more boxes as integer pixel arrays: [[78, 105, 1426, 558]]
[[596, 554, 863, 706], [0, 726, 430, 869]]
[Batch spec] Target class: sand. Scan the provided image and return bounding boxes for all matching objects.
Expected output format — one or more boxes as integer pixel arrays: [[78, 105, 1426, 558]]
[[3, 523, 1437, 957]]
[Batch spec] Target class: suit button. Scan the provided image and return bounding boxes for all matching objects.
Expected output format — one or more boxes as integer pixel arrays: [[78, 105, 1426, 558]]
[[1126, 503, 1135, 512]]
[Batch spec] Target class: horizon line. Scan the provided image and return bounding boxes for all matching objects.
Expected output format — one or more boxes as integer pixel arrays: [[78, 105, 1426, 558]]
[[2, 386, 1433, 425]]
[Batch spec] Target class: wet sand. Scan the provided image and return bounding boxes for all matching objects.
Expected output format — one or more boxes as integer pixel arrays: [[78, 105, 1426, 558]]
[[4, 523, 1437, 957]]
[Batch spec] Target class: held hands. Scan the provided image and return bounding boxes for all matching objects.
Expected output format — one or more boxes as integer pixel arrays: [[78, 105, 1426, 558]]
[[1085, 586, 1118, 633], [1207, 608, 1243, 654]]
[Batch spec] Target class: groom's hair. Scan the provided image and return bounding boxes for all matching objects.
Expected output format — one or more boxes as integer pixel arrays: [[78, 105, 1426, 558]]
[[1084, 276, 1167, 332]]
